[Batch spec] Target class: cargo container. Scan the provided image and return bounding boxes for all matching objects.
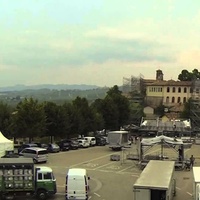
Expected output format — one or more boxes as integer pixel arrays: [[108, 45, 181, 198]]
[[107, 131, 130, 150], [193, 167, 200, 200], [133, 160, 176, 200]]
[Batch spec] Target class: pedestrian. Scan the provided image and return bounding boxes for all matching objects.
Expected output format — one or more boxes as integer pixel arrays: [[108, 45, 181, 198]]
[[190, 155, 195, 169]]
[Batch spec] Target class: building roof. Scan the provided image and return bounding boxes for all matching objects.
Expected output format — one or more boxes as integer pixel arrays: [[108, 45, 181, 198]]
[[133, 160, 175, 189], [146, 80, 192, 86]]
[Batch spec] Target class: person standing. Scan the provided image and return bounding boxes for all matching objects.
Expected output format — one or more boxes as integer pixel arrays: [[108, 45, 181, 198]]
[[190, 155, 195, 168]]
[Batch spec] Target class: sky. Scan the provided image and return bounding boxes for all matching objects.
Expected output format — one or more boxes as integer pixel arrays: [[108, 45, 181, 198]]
[[1, 0, 200, 87]]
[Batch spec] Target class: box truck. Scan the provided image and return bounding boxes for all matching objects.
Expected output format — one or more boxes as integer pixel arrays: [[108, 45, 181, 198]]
[[193, 167, 200, 200], [0, 158, 57, 200], [133, 160, 176, 200], [107, 130, 130, 150]]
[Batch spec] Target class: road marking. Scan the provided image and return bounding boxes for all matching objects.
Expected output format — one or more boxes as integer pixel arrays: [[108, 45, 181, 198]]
[[117, 165, 135, 173], [57, 185, 65, 188], [176, 187, 181, 190], [93, 162, 114, 170], [84, 163, 99, 168], [187, 192, 192, 196], [70, 152, 119, 167], [94, 192, 101, 197]]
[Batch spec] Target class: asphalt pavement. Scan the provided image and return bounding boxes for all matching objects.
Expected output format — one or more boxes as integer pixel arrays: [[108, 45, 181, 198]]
[[20, 142, 200, 200]]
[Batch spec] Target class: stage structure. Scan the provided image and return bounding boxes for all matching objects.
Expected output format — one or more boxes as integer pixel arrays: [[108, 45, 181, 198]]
[[138, 135, 191, 170]]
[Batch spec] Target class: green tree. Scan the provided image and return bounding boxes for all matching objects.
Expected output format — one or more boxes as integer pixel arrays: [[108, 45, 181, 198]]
[[43, 101, 65, 141], [90, 99, 105, 131], [178, 69, 200, 81], [180, 98, 191, 118], [72, 97, 95, 135], [12, 98, 46, 141], [103, 85, 130, 130], [0, 101, 12, 137], [62, 102, 78, 138], [129, 102, 144, 126]]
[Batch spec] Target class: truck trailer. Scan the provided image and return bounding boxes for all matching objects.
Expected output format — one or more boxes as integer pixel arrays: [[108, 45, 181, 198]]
[[133, 160, 176, 200], [107, 130, 130, 150], [0, 158, 57, 200], [193, 167, 200, 200]]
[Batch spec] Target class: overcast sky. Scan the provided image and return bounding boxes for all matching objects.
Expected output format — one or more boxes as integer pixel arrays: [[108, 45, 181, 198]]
[[1, 0, 200, 87]]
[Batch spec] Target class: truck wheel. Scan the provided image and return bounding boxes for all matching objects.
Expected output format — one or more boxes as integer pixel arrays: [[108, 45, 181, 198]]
[[37, 189, 47, 200]]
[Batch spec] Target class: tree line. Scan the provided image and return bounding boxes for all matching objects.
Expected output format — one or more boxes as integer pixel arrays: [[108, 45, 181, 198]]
[[1, 68, 197, 141], [0, 85, 141, 141]]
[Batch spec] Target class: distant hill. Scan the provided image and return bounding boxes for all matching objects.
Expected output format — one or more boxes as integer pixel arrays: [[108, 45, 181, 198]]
[[0, 84, 101, 92]]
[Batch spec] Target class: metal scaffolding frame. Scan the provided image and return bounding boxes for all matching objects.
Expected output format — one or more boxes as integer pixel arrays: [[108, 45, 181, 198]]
[[190, 80, 200, 129]]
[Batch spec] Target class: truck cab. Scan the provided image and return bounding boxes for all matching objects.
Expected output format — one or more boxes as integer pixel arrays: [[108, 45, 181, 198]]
[[36, 166, 57, 199]]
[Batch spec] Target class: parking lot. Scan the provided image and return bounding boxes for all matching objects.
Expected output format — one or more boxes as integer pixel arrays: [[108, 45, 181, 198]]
[[32, 143, 200, 200]]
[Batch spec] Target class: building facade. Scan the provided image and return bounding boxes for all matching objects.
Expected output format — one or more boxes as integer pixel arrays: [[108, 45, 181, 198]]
[[146, 80, 192, 107]]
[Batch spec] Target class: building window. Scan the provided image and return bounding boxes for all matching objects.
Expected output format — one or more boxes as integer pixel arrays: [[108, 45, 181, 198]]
[[178, 87, 181, 93], [172, 97, 175, 103], [161, 88, 162, 92], [183, 97, 187, 103], [167, 87, 170, 92], [172, 87, 175, 93], [177, 97, 181, 103], [190, 88, 193, 93], [166, 96, 169, 103], [196, 88, 199, 93], [184, 87, 187, 93]]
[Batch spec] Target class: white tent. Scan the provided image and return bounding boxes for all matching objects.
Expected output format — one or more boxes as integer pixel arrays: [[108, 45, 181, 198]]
[[141, 135, 183, 146], [0, 132, 14, 157]]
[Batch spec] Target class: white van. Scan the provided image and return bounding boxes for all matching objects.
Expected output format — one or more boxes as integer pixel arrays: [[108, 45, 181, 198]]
[[84, 137, 96, 146], [66, 168, 90, 200]]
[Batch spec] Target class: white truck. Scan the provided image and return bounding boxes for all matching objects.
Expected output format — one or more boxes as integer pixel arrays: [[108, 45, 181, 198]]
[[193, 167, 200, 200], [133, 160, 176, 200], [107, 131, 130, 150]]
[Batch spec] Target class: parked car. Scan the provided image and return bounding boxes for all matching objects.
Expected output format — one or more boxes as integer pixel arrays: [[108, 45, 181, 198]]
[[62, 139, 79, 150], [57, 140, 70, 151], [18, 143, 38, 153], [84, 137, 96, 146], [19, 147, 48, 163], [47, 143, 60, 153], [77, 139, 90, 148], [1, 150, 19, 158], [95, 136, 106, 146], [34, 142, 48, 150]]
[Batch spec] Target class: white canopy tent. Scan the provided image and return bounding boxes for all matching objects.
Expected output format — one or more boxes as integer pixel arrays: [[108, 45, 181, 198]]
[[141, 135, 183, 146], [0, 132, 14, 157]]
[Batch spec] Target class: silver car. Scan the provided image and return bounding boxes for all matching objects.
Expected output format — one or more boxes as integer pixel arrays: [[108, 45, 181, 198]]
[[19, 147, 48, 163]]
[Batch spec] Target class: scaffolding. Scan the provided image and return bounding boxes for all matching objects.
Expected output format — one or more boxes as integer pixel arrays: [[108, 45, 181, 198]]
[[190, 80, 200, 129], [122, 74, 144, 94]]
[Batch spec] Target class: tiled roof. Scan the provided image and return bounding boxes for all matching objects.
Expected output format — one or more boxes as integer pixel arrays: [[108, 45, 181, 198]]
[[146, 80, 192, 86]]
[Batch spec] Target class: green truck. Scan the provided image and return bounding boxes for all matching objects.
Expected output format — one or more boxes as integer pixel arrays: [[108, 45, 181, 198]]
[[0, 158, 57, 200]]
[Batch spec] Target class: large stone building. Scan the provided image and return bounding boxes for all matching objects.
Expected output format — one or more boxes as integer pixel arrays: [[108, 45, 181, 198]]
[[144, 70, 192, 107]]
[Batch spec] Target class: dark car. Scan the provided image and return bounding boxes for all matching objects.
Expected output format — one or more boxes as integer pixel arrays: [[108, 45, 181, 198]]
[[34, 142, 48, 150], [47, 143, 60, 153], [95, 136, 106, 146], [1, 150, 19, 158], [63, 139, 79, 150], [57, 140, 70, 151], [18, 143, 38, 153]]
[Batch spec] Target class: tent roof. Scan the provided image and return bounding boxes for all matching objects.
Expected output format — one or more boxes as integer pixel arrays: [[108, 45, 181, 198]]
[[141, 135, 183, 145], [0, 132, 13, 143]]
